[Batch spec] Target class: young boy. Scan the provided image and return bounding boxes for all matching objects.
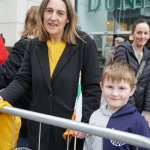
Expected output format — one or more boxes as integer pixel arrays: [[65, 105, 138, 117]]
[[83, 60, 150, 150]]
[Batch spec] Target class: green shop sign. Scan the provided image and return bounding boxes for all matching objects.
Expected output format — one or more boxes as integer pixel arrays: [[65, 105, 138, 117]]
[[88, 0, 150, 12]]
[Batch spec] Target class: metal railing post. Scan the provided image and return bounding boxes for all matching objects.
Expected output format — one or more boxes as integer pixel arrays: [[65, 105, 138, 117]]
[[38, 122, 41, 150]]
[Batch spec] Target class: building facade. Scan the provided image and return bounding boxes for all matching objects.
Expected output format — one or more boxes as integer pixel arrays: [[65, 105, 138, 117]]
[[0, 0, 42, 48]]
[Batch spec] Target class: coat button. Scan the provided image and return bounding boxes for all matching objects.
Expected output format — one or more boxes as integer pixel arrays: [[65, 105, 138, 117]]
[[49, 95, 52, 99]]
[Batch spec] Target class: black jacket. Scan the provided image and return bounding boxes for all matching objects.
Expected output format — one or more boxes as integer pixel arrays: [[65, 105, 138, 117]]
[[114, 40, 150, 113], [0, 31, 101, 150], [0, 37, 31, 137]]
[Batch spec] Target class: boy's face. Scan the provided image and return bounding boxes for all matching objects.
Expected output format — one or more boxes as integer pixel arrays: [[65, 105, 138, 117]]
[[100, 79, 136, 113]]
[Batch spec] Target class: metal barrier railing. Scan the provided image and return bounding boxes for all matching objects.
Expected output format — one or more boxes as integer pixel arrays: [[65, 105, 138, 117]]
[[1, 106, 150, 149]]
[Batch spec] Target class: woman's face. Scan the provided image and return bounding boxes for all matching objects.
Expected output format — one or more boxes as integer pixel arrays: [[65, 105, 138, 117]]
[[43, 0, 69, 41], [132, 23, 150, 47]]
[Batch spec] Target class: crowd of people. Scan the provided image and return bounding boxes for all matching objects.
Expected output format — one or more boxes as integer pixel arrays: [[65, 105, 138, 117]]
[[0, 0, 150, 150]]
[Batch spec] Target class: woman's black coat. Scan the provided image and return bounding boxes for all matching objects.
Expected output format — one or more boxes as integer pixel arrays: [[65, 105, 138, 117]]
[[114, 40, 150, 113], [0, 31, 101, 150]]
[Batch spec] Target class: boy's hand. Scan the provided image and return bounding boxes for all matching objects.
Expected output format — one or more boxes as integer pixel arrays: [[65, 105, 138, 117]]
[[142, 114, 150, 127], [72, 131, 86, 139]]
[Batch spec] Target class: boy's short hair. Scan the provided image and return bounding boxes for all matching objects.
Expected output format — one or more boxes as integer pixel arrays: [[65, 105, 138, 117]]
[[102, 60, 135, 88]]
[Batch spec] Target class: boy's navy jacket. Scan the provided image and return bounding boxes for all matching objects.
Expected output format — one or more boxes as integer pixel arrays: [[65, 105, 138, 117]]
[[83, 103, 150, 150]]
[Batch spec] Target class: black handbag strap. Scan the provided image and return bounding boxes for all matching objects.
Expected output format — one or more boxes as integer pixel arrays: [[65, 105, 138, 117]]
[[134, 59, 147, 85]]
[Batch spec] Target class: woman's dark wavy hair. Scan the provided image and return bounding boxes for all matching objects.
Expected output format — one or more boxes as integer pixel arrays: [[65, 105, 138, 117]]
[[132, 18, 150, 33]]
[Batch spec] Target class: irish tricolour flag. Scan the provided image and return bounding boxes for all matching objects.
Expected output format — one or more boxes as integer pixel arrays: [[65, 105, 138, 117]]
[[62, 71, 82, 141], [74, 71, 82, 122]]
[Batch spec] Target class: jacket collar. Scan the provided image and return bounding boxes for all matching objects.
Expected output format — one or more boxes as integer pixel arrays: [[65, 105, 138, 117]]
[[36, 41, 78, 91], [119, 40, 150, 60], [51, 43, 78, 83], [36, 41, 52, 92], [112, 103, 137, 118]]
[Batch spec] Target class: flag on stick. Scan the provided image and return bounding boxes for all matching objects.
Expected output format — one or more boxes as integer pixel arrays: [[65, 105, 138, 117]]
[[62, 71, 82, 141]]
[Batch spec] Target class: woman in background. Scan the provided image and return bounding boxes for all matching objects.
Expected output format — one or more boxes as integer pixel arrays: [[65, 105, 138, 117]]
[[114, 18, 150, 126]]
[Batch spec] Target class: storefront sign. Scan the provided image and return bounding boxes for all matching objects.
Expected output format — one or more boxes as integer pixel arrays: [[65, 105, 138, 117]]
[[88, 0, 150, 12]]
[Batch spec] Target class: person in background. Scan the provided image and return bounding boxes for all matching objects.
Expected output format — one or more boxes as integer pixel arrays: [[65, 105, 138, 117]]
[[0, 0, 101, 150], [114, 18, 150, 127], [105, 37, 124, 65], [0, 34, 8, 64], [0, 6, 38, 147], [83, 60, 150, 150]]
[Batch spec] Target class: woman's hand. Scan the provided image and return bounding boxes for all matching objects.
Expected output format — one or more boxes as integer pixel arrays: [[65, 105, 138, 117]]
[[142, 113, 150, 127], [0, 96, 3, 101], [73, 131, 86, 139]]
